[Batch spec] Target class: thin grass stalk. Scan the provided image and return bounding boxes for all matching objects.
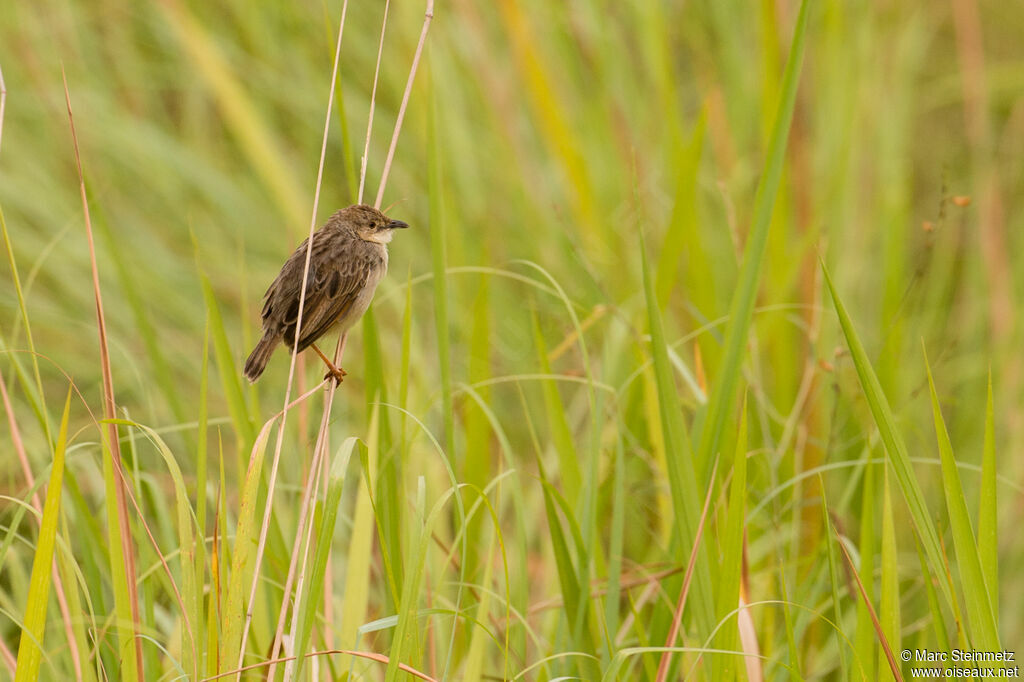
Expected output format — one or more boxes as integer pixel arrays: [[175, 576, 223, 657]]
[[358, 0, 391, 204], [204, 649, 439, 682], [61, 67, 143, 681], [374, 0, 434, 209], [237, 5, 349, 671], [267, 336, 346, 678], [833, 521, 905, 682], [280, 434, 329, 681], [655, 457, 719, 682]]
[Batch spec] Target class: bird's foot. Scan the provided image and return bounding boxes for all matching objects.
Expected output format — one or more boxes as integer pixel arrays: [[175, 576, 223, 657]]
[[323, 366, 348, 386]]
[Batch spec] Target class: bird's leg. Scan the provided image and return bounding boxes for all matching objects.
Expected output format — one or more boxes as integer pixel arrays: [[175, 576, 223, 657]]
[[310, 343, 347, 385]]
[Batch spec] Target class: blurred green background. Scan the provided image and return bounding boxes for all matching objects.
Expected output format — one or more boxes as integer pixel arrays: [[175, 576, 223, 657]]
[[1, 0, 1022, 680]]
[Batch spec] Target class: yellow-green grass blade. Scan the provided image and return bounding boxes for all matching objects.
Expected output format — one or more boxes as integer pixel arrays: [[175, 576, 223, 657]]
[[915, 539, 951, 658], [878, 469, 901, 682], [218, 423, 271, 672], [463, 528, 497, 681], [854, 454, 878, 679], [198, 269, 256, 449], [384, 484, 458, 682], [56, 509, 96, 682], [537, 469, 596, 676], [821, 261, 953, 611], [712, 395, 747, 682], [531, 311, 581, 506], [696, 0, 811, 468], [978, 372, 997, 623], [923, 347, 999, 650], [778, 563, 804, 681], [602, 434, 627, 661], [640, 221, 715, 636], [14, 385, 71, 682], [194, 319, 211, 666], [834, 509, 905, 682], [106, 418, 199, 678], [820, 477, 850, 682], [291, 436, 358, 680], [339, 414, 379, 650], [463, 274, 493, 580], [101, 426, 140, 682], [363, 308, 402, 601]]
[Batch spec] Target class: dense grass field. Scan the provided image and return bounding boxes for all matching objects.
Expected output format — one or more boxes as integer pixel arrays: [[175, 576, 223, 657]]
[[2, 0, 1022, 680]]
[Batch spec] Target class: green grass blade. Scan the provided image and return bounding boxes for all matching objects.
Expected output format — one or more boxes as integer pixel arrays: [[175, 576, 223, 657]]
[[914, 539, 951, 657], [821, 261, 953, 611], [218, 423, 271, 672], [923, 346, 999, 650], [640, 221, 715, 636], [854, 453, 878, 679], [978, 371, 998, 623], [291, 437, 358, 680], [712, 395, 747, 682], [878, 469, 901, 681], [339, 416, 379, 650], [101, 428, 140, 682], [14, 385, 71, 682], [819, 476, 850, 682], [198, 269, 255, 448], [531, 311, 581, 505], [385, 484, 458, 682], [696, 0, 811, 467], [105, 418, 199, 678]]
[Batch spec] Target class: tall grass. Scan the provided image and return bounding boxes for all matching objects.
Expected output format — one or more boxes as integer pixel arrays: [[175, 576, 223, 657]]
[[2, 0, 1022, 680]]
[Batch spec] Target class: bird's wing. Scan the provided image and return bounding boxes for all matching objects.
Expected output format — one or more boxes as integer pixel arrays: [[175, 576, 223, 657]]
[[268, 234, 374, 352]]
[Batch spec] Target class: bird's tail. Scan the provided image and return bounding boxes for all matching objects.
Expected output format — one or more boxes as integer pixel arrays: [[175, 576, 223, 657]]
[[243, 333, 278, 383]]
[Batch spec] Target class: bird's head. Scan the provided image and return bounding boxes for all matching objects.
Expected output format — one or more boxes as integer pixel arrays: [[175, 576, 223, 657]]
[[342, 204, 409, 244]]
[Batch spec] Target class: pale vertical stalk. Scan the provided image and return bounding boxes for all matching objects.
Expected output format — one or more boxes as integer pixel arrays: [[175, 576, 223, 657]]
[[268, 336, 347, 680], [236, 2, 349, 673], [655, 458, 719, 682], [61, 66, 144, 681], [280, 428, 330, 682], [357, 0, 391, 204], [374, 1, 434, 209]]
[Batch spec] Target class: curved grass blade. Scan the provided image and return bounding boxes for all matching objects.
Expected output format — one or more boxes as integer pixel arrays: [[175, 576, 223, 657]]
[[923, 346, 999, 650], [14, 386, 72, 682], [821, 261, 953, 611], [291, 437, 358, 680], [696, 0, 811, 468], [640, 221, 715, 636]]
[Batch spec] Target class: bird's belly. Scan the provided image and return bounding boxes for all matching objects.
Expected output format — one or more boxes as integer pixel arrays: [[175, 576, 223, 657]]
[[335, 263, 385, 332]]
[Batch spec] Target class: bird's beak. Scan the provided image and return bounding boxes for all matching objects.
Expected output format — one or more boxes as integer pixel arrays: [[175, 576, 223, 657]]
[[388, 219, 409, 229]]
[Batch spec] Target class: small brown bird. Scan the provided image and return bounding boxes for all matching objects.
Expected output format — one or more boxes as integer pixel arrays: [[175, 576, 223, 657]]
[[243, 204, 409, 383]]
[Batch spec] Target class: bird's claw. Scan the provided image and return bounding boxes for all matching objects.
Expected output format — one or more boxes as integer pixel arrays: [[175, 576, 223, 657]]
[[323, 366, 348, 385]]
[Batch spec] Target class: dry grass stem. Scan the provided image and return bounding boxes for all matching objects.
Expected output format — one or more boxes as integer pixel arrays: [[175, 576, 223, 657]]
[[61, 65, 143, 680]]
